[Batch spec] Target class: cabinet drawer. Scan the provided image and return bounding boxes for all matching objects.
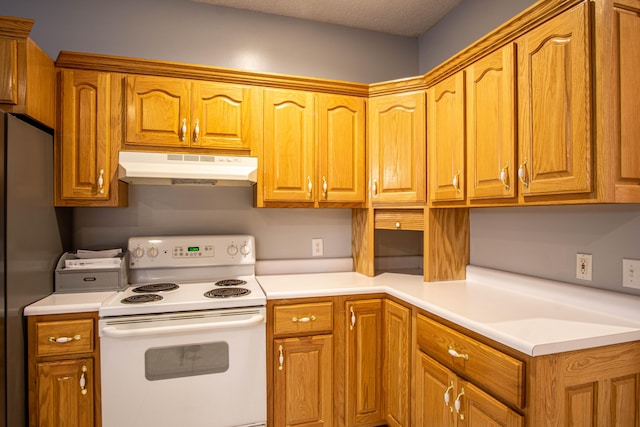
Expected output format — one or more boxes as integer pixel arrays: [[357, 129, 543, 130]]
[[374, 209, 423, 231], [273, 302, 333, 336], [416, 314, 525, 409], [35, 319, 94, 357]]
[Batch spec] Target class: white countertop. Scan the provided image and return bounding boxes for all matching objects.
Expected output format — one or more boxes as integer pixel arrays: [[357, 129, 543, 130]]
[[256, 266, 640, 357], [24, 291, 116, 316]]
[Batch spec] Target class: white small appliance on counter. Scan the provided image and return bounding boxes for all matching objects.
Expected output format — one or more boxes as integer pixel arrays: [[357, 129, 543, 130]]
[[99, 235, 266, 427]]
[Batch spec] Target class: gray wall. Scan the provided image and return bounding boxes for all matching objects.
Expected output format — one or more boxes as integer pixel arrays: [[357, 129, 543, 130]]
[[1, 0, 417, 83], [418, 0, 537, 73]]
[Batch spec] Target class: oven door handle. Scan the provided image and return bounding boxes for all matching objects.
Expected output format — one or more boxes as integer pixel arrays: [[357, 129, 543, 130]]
[[100, 314, 265, 337]]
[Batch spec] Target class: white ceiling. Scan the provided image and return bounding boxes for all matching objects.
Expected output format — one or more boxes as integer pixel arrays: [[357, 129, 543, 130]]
[[192, 0, 463, 37]]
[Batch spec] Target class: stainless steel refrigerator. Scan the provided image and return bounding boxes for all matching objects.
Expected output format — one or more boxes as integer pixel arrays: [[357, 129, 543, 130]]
[[0, 111, 67, 427]]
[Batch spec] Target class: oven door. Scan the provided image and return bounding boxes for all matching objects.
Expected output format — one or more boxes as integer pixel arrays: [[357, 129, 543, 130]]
[[99, 307, 266, 427]]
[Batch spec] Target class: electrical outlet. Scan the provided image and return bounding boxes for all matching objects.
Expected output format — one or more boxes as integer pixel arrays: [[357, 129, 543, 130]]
[[312, 238, 323, 257], [623, 259, 640, 289], [576, 253, 592, 281]]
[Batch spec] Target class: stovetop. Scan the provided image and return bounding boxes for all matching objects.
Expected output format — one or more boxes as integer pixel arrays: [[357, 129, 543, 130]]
[[99, 235, 266, 317]]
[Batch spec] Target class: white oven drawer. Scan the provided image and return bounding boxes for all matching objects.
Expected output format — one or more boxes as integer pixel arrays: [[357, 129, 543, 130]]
[[99, 307, 266, 427]]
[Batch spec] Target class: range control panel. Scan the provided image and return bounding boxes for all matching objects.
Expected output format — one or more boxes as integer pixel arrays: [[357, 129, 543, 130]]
[[128, 235, 255, 269]]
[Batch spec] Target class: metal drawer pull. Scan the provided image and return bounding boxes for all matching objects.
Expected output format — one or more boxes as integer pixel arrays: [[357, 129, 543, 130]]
[[291, 316, 316, 323], [372, 179, 377, 195], [322, 176, 328, 198], [349, 306, 356, 330], [395, 222, 401, 229], [443, 381, 454, 412], [518, 157, 529, 188], [49, 334, 81, 343], [452, 170, 461, 193], [194, 119, 200, 142], [180, 118, 187, 141], [500, 161, 510, 191], [80, 365, 88, 395], [278, 345, 284, 371], [307, 176, 313, 198], [455, 387, 465, 420], [447, 346, 469, 360], [97, 169, 105, 194]]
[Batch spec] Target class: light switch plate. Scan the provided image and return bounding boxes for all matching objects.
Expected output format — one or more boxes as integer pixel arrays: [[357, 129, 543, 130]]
[[623, 259, 640, 289]]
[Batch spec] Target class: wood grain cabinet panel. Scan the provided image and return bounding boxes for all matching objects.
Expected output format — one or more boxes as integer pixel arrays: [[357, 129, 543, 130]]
[[466, 44, 517, 201], [383, 300, 411, 427], [369, 91, 426, 204], [428, 72, 466, 204], [273, 302, 334, 336], [517, 2, 592, 198]]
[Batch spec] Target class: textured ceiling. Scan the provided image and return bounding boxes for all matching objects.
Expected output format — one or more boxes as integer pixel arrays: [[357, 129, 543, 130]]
[[192, 0, 463, 37]]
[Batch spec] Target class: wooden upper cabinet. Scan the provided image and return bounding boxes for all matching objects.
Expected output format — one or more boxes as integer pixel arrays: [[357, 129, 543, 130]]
[[0, 17, 55, 129], [126, 75, 258, 152], [126, 75, 191, 147], [599, 0, 640, 202], [317, 93, 366, 204], [263, 88, 315, 203], [369, 91, 426, 204], [466, 44, 517, 201], [517, 2, 592, 198], [428, 72, 466, 203], [57, 69, 113, 203]]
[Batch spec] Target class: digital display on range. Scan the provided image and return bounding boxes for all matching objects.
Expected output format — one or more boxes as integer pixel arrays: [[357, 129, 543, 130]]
[[188, 246, 199, 252]]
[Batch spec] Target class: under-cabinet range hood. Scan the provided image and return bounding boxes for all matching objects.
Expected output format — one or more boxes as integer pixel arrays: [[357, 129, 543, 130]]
[[118, 151, 258, 186]]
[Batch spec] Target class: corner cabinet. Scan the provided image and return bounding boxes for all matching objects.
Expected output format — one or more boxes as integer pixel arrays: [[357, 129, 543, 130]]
[[368, 91, 426, 204], [261, 89, 365, 207], [27, 312, 101, 427], [56, 69, 127, 207], [125, 75, 261, 152]]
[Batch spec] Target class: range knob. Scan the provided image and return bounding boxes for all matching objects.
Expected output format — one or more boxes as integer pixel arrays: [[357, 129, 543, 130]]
[[227, 244, 239, 256], [132, 247, 145, 258], [240, 243, 251, 256], [148, 247, 159, 258]]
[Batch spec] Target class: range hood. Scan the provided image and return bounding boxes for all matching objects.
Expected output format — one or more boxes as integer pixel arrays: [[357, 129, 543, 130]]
[[118, 151, 258, 186]]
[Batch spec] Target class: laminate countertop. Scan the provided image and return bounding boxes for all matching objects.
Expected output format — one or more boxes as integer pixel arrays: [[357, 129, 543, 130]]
[[256, 266, 640, 357]]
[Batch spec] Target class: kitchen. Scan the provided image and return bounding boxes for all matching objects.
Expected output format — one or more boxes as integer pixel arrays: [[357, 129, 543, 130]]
[[2, 0, 640, 425]]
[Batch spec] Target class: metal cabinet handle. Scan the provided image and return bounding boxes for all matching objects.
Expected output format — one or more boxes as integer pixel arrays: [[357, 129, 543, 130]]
[[448, 346, 469, 360], [307, 177, 313, 199], [194, 119, 200, 142], [395, 222, 401, 229], [349, 306, 356, 331], [322, 176, 328, 199], [97, 169, 105, 195], [443, 381, 454, 412], [372, 179, 377, 195], [454, 387, 465, 420], [499, 161, 510, 191], [452, 170, 461, 193], [278, 345, 284, 371], [80, 365, 88, 395], [180, 118, 187, 142], [518, 157, 529, 188], [48, 334, 81, 343], [292, 316, 316, 323]]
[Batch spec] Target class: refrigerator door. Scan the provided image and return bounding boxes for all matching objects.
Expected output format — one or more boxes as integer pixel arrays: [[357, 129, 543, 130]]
[[4, 113, 64, 427]]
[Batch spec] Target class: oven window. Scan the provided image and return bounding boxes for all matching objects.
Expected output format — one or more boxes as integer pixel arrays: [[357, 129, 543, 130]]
[[145, 341, 229, 381]]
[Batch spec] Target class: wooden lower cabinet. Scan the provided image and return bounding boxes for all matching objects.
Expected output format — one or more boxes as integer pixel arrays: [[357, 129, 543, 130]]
[[383, 300, 411, 427], [273, 335, 334, 427], [27, 312, 101, 427], [415, 352, 523, 427]]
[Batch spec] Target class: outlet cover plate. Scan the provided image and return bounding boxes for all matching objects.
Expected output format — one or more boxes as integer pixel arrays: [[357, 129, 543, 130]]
[[576, 253, 592, 281], [312, 238, 323, 257]]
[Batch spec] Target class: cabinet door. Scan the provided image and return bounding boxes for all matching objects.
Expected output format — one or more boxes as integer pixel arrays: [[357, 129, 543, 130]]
[[466, 45, 517, 201], [428, 71, 466, 203], [58, 69, 111, 201], [517, 2, 592, 197], [369, 91, 426, 203], [346, 299, 384, 426], [273, 335, 333, 427], [459, 380, 524, 427], [190, 82, 259, 151], [415, 352, 457, 427], [384, 300, 411, 427], [125, 75, 191, 147], [0, 37, 18, 105], [317, 94, 366, 204], [36, 358, 94, 427], [263, 88, 315, 202]]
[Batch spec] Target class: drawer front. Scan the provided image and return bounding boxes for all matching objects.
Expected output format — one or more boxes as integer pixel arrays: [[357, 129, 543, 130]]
[[416, 314, 524, 409], [273, 302, 333, 336], [374, 209, 423, 231], [35, 319, 94, 357]]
